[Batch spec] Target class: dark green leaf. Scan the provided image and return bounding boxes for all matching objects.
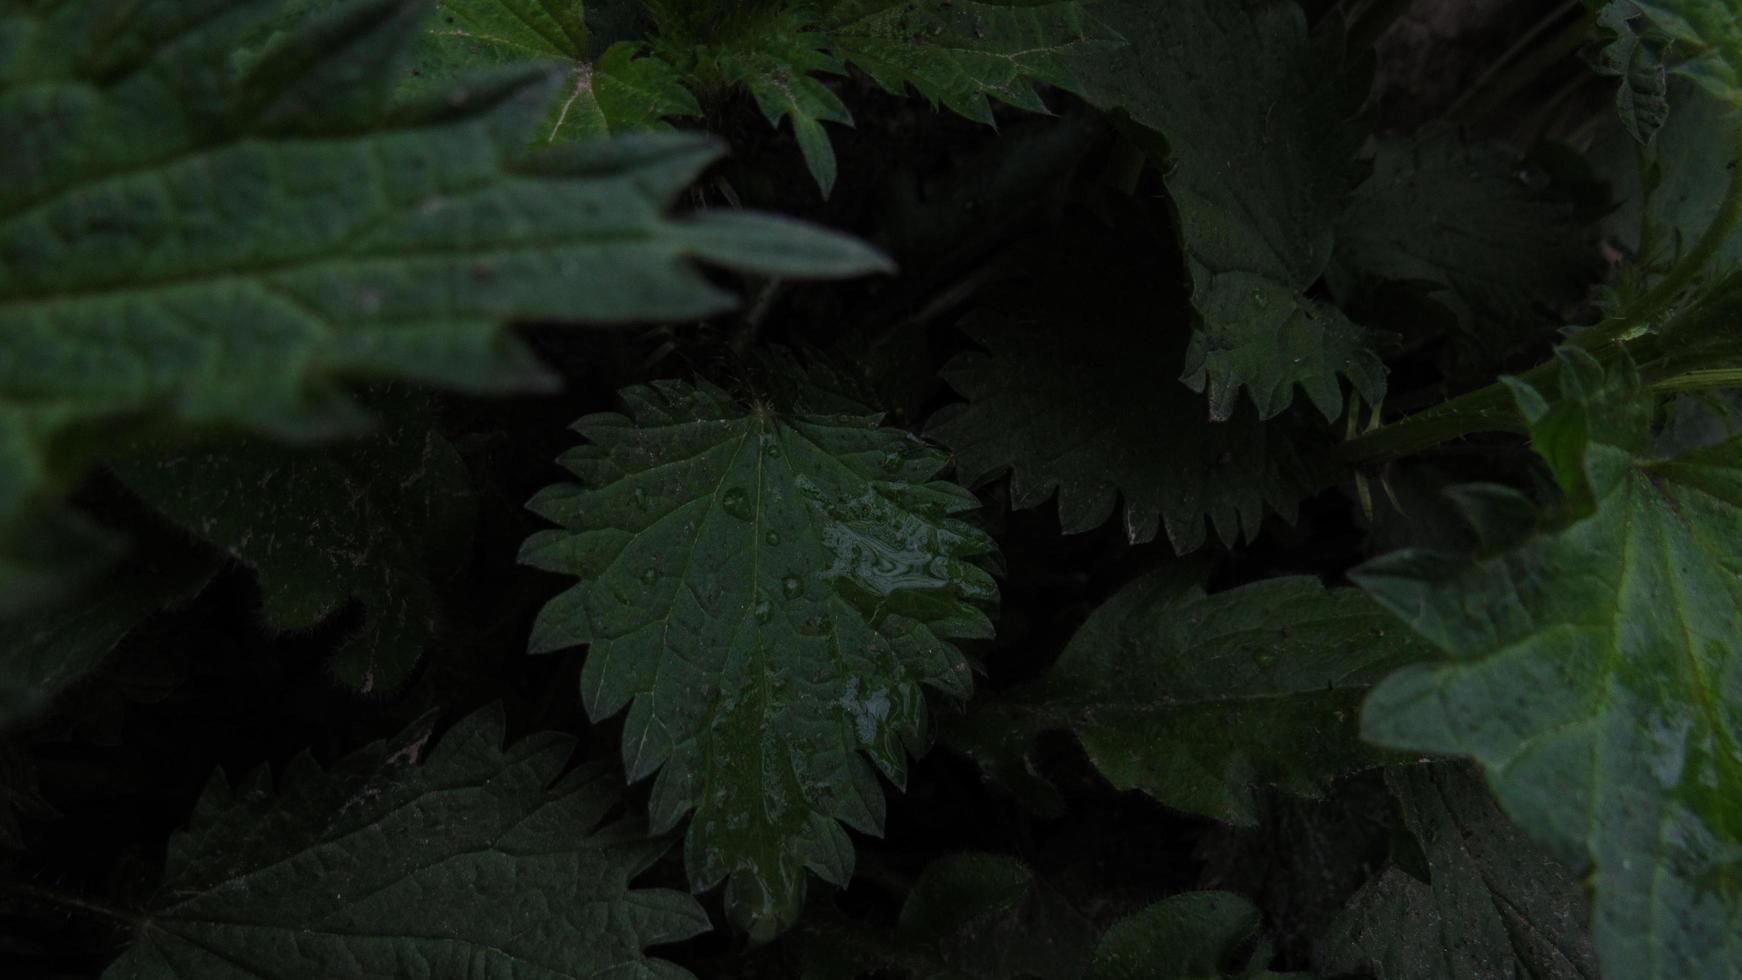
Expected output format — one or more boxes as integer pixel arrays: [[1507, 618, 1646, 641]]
[[947, 569, 1433, 826], [104, 705, 709, 979], [0, 0, 886, 607], [1070, 0, 1382, 421], [1356, 348, 1742, 980], [1318, 764, 1598, 980], [114, 393, 473, 694], [1591, 1, 1673, 143], [521, 376, 998, 938], [929, 222, 1332, 553], [1092, 891, 1300, 980], [1331, 127, 1602, 357]]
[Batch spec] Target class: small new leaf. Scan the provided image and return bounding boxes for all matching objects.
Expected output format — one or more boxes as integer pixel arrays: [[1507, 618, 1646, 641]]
[[105, 706, 711, 979], [1355, 348, 1742, 980], [521, 377, 998, 938], [1070, 0, 1383, 420], [947, 569, 1433, 826]]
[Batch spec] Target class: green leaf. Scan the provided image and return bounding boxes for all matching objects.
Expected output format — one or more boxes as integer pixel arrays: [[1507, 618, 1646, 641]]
[[1070, 0, 1382, 421], [716, 19, 854, 198], [0, 0, 887, 609], [1319, 764, 1598, 980], [946, 569, 1434, 826], [520, 376, 998, 939], [928, 219, 1332, 553], [1355, 348, 1742, 979], [104, 705, 710, 979], [1632, 0, 1742, 106], [0, 548, 216, 732], [113, 392, 473, 694], [822, 0, 1120, 125], [1330, 127, 1602, 358], [407, 0, 703, 142], [790, 852, 1096, 980], [1092, 891, 1301, 980], [1591, 1, 1674, 143]]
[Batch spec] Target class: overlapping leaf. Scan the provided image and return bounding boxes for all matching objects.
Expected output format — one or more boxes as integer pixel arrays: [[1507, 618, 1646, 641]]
[[1631, 0, 1742, 105], [1331, 127, 1602, 359], [947, 569, 1432, 826], [791, 853, 1096, 980], [929, 219, 1331, 553], [1591, 1, 1673, 142], [104, 706, 710, 979], [0, 0, 887, 609], [407, 0, 701, 142], [1319, 764, 1599, 980], [521, 377, 998, 938], [1068, 0, 1383, 421], [1093, 891, 1303, 980], [1355, 349, 1742, 979], [114, 393, 472, 694]]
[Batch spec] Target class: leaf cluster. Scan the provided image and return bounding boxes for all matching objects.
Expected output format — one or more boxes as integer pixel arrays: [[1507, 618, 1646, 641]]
[[5, 1, 1742, 979]]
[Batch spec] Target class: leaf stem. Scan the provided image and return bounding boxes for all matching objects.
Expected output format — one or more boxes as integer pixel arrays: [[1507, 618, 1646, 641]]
[[1342, 126, 1742, 464]]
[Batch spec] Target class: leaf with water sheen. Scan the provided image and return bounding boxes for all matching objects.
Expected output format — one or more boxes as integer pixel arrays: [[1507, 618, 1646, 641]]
[[946, 569, 1433, 826], [1068, 0, 1382, 421], [1355, 349, 1742, 979], [104, 706, 710, 979], [521, 378, 998, 938], [1630, 0, 1742, 106], [1319, 764, 1599, 980], [0, 0, 887, 607]]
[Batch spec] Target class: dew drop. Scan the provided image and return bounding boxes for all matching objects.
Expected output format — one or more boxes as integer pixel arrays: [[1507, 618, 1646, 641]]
[[782, 575, 804, 599], [641, 568, 657, 587], [1252, 650, 1276, 669], [721, 487, 752, 521], [753, 597, 772, 623], [632, 487, 650, 511], [765, 530, 782, 546], [880, 451, 903, 473]]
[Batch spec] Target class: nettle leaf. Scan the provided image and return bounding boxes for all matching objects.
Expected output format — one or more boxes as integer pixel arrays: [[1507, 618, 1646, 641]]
[[1631, 0, 1742, 106], [521, 377, 998, 938], [1355, 348, 1742, 979], [928, 220, 1332, 553], [1591, 1, 1673, 143], [0, 548, 216, 731], [105, 706, 710, 979], [408, 0, 702, 142], [1070, 0, 1382, 421], [823, 0, 1119, 124], [947, 569, 1433, 826], [1331, 127, 1602, 358], [678, 0, 1115, 195], [792, 852, 1096, 980], [1092, 891, 1302, 980], [1612, 78, 1742, 281], [114, 393, 472, 694], [0, 0, 886, 607], [716, 15, 855, 198], [1319, 764, 1599, 980]]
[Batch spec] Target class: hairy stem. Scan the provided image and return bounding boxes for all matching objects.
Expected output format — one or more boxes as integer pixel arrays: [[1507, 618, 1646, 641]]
[[1, 881, 141, 928]]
